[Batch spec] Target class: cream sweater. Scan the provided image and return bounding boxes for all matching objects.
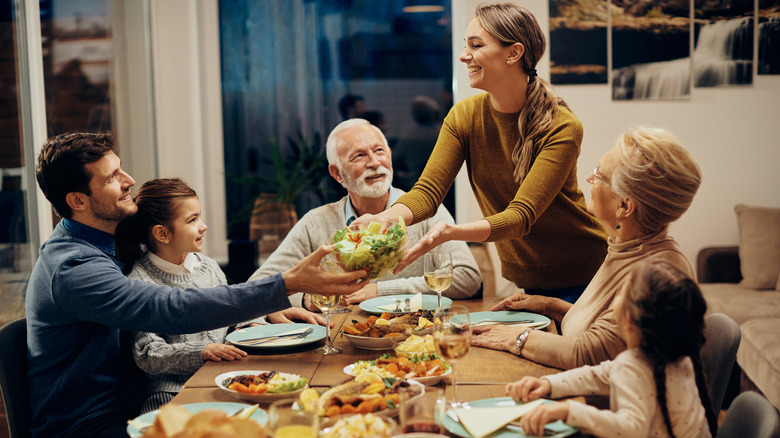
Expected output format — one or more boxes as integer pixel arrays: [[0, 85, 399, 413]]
[[546, 349, 711, 438], [532, 228, 694, 369]]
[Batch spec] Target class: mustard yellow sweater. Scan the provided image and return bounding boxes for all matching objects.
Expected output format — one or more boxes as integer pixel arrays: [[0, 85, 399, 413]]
[[395, 93, 607, 289]]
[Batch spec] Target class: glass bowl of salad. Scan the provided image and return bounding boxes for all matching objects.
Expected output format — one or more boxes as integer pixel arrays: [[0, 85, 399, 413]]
[[326, 218, 408, 280]]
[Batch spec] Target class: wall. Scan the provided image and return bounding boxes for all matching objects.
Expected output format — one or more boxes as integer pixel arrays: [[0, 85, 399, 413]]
[[124, 0, 778, 279], [452, 0, 780, 295]]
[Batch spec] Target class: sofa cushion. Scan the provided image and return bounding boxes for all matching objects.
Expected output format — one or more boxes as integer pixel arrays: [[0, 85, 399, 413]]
[[700, 283, 780, 324], [735, 204, 780, 290], [737, 318, 780, 409]]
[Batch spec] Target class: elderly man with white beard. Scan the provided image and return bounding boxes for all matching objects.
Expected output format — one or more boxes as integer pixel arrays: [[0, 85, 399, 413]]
[[250, 118, 482, 308]]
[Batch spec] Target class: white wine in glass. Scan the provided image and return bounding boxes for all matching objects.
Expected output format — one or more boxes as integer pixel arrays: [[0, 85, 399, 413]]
[[311, 294, 342, 355], [433, 304, 470, 407], [424, 251, 453, 309]]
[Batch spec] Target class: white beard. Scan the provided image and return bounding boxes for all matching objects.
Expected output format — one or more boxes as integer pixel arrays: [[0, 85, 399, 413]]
[[341, 166, 393, 198]]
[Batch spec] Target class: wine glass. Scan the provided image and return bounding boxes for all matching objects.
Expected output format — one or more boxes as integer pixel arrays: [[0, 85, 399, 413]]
[[424, 250, 453, 309], [268, 398, 318, 438], [311, 292, 342, 355], [433, 304, 471, 407]]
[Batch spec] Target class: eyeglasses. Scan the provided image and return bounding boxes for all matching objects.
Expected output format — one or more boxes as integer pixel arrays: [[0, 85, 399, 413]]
[[592, 167, 612, 187]]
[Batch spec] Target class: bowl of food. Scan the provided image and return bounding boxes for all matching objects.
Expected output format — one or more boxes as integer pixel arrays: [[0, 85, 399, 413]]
[[321, 413, 398, 438], [344, 353, 452, 386], [301, 374, 424, 419], [394, 334, 437, 358], [216, 370, 309, 403], [327, 218, 408, 280]]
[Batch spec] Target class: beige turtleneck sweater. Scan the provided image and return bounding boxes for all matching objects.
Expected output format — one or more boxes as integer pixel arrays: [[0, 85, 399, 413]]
[[531, 228, 694, 369]]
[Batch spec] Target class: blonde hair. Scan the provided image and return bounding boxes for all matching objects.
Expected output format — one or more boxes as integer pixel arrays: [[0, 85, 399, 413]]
[[610, 126, 702, 234], [476, 2, 569, 183]]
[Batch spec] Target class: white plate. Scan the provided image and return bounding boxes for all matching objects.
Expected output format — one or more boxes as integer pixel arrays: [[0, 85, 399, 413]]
[[344, 332, 407, 350], [126, 402, 268, 437], [467, 311, 551, 330], [343, 363, 452, 386], [442, 397, 578, 438], [215, 370, 308, 403], [359, 295, 453, 314], [226, 323, 325, 349]]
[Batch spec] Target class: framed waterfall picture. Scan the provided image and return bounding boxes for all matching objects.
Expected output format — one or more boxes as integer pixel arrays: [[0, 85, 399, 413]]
[[694, 0, 754, 86], [611, 0, 691, 100], [549, 0, 608, 84], [758, 0, 780, 74]]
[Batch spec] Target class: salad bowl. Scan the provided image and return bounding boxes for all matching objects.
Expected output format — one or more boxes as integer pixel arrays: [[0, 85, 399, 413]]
[[327, 219, 408, 280], [216, 370, 309, 403]]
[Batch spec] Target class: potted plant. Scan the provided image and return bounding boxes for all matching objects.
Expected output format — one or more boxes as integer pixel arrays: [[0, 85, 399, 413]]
[[232, 132, 329, 242]]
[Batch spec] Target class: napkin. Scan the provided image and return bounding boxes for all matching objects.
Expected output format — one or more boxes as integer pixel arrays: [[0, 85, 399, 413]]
[[377, 293, 423, 312], [453, 399, 544, 438], [236, 327, 309, 347]]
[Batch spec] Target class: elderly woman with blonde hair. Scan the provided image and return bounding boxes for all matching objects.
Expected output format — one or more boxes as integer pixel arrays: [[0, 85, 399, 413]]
[[472, 126, 703, 370]]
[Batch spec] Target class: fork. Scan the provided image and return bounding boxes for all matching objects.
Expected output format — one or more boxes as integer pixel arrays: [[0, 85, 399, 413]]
[[473, 319, 536, 325], [241, 327, 314, 345]]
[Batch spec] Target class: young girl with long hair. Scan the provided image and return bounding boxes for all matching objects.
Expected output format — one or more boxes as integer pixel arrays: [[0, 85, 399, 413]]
[[506, 260, 717, 437], [116, 178, 255, 412]]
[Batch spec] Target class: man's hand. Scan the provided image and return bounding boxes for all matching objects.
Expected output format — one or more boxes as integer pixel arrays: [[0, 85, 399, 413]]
[[283, 245, 366, 295], [491, 292, 550, 314], [520, 402, 569, 437], [506, 376, 552, 403], [394, 221, 450, 273], [202, 343, 247, 362], [470, 325, 524, 352], [343, 283, 379, 305], [267, 308, 328, 326]]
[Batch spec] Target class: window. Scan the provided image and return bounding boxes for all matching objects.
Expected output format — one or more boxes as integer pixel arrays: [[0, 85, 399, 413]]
[[218, 0, 453, 240]]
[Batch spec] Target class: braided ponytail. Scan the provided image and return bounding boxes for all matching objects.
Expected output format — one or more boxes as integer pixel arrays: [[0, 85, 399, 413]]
[[691, 350, 719, 434], [651, 361, 676, 437], [476, 2, 569, 183]]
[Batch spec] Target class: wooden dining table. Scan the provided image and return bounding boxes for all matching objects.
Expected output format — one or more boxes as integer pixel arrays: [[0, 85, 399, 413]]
[[170, 296, 578, 436]]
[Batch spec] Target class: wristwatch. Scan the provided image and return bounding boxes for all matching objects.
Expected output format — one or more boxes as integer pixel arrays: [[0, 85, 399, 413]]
[[514, 328, 533, 357]]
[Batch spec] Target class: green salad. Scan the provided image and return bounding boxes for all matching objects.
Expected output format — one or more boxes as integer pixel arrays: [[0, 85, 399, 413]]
[[331, 219, 407, 279]]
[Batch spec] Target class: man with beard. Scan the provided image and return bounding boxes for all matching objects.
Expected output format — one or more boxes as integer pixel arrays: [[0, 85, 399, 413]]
[[25, 132, 364, 437], [250, 119, 482, 308]]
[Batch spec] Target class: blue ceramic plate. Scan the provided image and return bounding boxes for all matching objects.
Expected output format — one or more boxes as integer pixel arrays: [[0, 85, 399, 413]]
[[126, 402, 268, 437], [443, 397, 578, 438], [359, 294, 453, 314], [226, 323, 325, 349], [466, 311, 551, 330]]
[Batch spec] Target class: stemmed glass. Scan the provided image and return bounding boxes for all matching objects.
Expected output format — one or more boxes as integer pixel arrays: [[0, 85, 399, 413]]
[[311, 293, 342, 355], [314, 253, 343, 355], [424, 251, 453, 309], [433, 304, 471, 407]]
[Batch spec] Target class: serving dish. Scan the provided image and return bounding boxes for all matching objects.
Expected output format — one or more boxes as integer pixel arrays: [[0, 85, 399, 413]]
[[344, 332, 406, 350], [343, 363, 451, 386], [215, 370, 309, 403]]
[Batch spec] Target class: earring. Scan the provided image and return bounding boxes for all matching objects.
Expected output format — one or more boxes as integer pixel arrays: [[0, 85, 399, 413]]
[[615, 222, 621, 230], [507, 60, 511, 64]]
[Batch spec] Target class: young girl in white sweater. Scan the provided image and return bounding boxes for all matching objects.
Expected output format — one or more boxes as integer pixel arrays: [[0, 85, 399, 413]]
[[116, 178, 255, 412], [506, 260, 717, 437]]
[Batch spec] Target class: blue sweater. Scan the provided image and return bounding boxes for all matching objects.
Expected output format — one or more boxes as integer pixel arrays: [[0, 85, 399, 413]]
[[25, 219, 290, 437]]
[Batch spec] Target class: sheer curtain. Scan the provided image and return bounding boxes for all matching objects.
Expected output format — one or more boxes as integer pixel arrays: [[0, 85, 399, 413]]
[[220, 0, 329, 238]]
